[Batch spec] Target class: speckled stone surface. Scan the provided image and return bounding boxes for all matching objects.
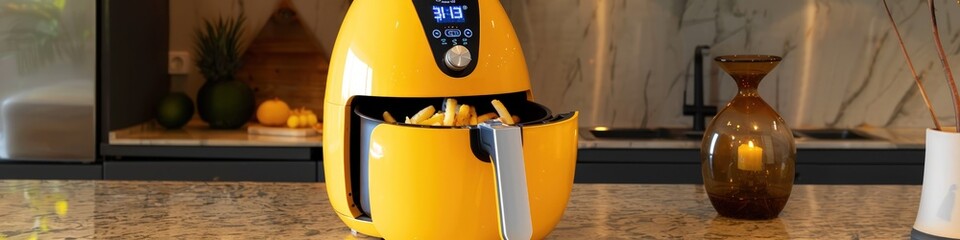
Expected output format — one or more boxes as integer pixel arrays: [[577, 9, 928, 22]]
[[0, 180, 918, 239]]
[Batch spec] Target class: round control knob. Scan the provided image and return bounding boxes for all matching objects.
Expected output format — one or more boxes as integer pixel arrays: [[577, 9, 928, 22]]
[[444, 45, 472, 71]]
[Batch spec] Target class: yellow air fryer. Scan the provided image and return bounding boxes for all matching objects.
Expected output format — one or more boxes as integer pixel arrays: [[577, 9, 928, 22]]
[[323, 0, 579, 239]]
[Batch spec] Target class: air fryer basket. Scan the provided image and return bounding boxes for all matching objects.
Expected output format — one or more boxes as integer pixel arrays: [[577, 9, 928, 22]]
[[352, 92, 553, 127], [349, 91, 558, 217]]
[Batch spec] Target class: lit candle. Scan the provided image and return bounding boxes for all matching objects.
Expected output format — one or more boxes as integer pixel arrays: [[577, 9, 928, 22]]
[[737, 140, 763, 171]]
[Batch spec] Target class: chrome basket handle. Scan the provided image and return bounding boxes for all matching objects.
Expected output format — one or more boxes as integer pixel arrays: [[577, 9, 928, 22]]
[[479, 121, 533, 240]]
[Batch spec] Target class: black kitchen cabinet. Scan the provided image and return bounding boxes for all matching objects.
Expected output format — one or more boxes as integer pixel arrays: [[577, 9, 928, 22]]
[[576, 149, 701, 183], [0, 162, 103, 180], [576, 149, 925, 184], [1, 148, 925, 183], [99, 145, 322, 182]]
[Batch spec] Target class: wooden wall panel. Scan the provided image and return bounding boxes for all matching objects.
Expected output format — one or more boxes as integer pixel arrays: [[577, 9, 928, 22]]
[[236, 1, 328, 120]]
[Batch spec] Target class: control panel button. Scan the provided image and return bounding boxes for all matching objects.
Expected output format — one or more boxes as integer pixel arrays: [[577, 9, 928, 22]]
[[432, 29, 442, 38], [444, 29, 462, 38], [444, 45, 472, 71], [464, 28, 473, 38]]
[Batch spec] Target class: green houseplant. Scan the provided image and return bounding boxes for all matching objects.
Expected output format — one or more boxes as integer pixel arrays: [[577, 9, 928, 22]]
[[194, 14, 254, 129]]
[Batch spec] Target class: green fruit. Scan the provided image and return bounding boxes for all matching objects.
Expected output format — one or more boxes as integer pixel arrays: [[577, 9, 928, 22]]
[[196, 81, 255, 129], [156, 92, 195, 129]]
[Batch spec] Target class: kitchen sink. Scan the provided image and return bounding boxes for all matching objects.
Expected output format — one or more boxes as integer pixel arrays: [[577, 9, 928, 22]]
[[793, 129, 877, 140], [589, 128, 703, 140]]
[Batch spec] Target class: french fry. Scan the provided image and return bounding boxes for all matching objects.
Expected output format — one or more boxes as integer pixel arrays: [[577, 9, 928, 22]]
[[491, 99, 514, 125], [420, 113, 445, 126], [476, 112, 498, 123], [469, 106, 478, 125], [410, 105, 436, 124], [383, 111, 397, 123], [393, 99, 519, 126], [455, 104, 471, 126], [443, 98, 457, 126]]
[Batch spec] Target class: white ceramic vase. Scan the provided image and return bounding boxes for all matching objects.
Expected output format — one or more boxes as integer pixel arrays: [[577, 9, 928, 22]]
[[914, 128, 960, 239]]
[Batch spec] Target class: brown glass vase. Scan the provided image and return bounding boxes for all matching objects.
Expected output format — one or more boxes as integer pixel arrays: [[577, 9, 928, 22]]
[[701, 55, 796, 220]]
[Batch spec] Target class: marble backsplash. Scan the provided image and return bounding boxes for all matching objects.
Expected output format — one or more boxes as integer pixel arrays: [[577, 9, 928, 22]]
[[503, 0, 960, 129], [170, 0, 960, 129]]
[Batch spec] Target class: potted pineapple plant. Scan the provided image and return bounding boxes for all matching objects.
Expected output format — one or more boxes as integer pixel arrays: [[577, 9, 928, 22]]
[[194, 14, 255, 129]]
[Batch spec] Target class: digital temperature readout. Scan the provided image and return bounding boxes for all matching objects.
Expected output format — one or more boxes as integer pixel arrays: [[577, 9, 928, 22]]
[[432, 5, 465, 23]]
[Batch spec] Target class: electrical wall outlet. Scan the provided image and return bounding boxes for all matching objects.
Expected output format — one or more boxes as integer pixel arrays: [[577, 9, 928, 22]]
[[168, 51, 191, 75]]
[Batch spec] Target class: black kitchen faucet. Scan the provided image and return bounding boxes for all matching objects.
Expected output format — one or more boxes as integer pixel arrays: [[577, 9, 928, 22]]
[[683, 45, 717, 132]]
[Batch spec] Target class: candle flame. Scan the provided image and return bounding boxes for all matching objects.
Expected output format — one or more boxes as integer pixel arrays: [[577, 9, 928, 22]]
[[748, 140, 755, 148]]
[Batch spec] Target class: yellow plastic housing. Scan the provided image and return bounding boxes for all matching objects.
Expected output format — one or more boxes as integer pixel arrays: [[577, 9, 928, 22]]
[[367, 113, 578, 239], [324, 0, 530, 105], [322, 0, 574, 238]]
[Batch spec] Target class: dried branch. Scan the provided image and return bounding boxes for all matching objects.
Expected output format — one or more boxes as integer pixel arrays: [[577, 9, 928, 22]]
[[928, 0, 960, 132], [882, 0, 941, 130]]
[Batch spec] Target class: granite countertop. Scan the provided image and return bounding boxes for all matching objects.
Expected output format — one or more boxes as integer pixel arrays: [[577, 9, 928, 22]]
[[0, 180, 917, 239], [579, 127, 927, 150]]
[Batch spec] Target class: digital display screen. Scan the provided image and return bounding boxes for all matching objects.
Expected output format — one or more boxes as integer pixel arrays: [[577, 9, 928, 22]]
[[432, 5, 465, 23]]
